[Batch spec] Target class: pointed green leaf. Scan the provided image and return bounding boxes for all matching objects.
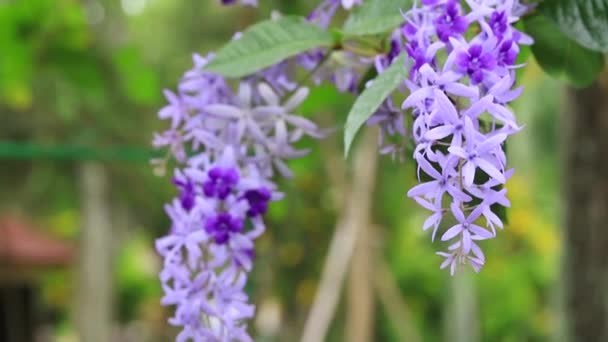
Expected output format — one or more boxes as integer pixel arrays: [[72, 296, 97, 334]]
[[343, 0, 411, 36], [524, 15, 604, 88], [344, 54, 408, 157], [540, 0, 608, 53], [205, 16, 334, 78]]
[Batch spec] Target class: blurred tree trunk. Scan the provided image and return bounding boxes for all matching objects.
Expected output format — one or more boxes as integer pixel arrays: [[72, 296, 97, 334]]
[[346, 221, 374, 342], [445, 273, 479, 342], [77, 162, 113, 342], [300, 130, 378, 342], [562, 79, 608, 341]]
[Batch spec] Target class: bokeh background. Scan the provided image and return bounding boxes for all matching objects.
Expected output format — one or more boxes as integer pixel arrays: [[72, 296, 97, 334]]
[[0, 1, 571, 341]]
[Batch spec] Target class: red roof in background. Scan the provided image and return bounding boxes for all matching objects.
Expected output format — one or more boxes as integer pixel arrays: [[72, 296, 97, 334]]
[[0, 215, 74, 267]]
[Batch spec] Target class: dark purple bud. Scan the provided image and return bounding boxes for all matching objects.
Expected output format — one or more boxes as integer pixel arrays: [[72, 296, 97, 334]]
[[457, 45, 496, 84], [434, 0, 468, 42], [498, 40, 517, 66], [489, 11, 508, 38], [203, 167, 240, 199], [204, 213, 244, 244], [173, 178, 196, 211], [243, 187, 272, 217]]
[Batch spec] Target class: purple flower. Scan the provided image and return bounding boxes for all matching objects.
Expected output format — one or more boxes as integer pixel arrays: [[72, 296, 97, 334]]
[[205, 213, 245, 244], [435, 0, 468, 42], [173, 177, 196, 211], [408, 155, 472, 204], [496, 39, 517, 66], [406, 41, 428, 76], [438, 240, 486, 275], [447, 121, 507, 187], [242, 188, 271, 217], [456, 44, 497, 83], [203, 167, 240, 199], [488, 11, 508, 39], [441, 203, 494, 249], [400, 0, 532, 274]]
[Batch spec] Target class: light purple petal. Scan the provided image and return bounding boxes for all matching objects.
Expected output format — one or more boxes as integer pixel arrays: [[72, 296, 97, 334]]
[[442, 224, 463, 241]]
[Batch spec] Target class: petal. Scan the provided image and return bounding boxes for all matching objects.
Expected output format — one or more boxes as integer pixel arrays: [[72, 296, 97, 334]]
[[468, 258, 483, 273], [402, 87, 433, 109], [471, 242, 485, 262], [462, 229, 472, 254], [283, 87, 309, 110], [284, 115, 320, 134], [204, 104, 241, 119], [441, 224, 463, 241], [414, 197, 437, 211], [273, 158, 293, 178], [407, 181, 440, 197], [416, 155, 443, 179], [489, 75, 514, 95], [448, 146, 468, 159], [238, 82, 252, 107], [445, 82, 478, 98], [446, 184, 473, 202], [438, 70, 462, 84], [469, 224, 494, 239], [484, 208, 504, 229], [246, 119, 271, 145], [463, 115, 477, 143], [450, 202, 466, 222], [463, 95, 492, 118], [419, 63, 439, 80], [477, 133, 507, 154], [425, 125, 455, 140], [440, 255, 454, 270], [423, 212, 442, 231], [426, 41, 446, 60], [275, 120, 288, 146], [434, 89, 459, 123], [468, 204, 485, 222], [463, 161, 476, 186], [476, 158, 506, 183]]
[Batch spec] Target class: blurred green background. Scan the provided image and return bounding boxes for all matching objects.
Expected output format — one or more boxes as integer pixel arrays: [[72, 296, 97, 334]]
[[0, 1, 563, 341]]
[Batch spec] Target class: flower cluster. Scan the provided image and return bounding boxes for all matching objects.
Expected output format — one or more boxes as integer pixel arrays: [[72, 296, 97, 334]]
[[400, 0, 532, 274], [153, 50, 325, 340], [157, 148, 274, 341]]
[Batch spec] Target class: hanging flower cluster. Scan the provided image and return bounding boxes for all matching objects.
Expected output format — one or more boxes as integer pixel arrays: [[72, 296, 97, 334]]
[[157, 148, 273, 341], [401, 0, 532, 274], [154, 51, 327, 340]]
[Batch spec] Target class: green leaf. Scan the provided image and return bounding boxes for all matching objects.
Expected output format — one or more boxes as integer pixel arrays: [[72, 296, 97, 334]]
[[343, 54, 408, 157], [540, 0, 608, 53], [205, 16, 334, 78], [343, 0, 411, 36], [524, 15, 604, 88]]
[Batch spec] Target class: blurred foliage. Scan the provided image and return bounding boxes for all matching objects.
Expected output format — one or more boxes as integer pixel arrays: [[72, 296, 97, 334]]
[[0, 1, 563, 341]]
